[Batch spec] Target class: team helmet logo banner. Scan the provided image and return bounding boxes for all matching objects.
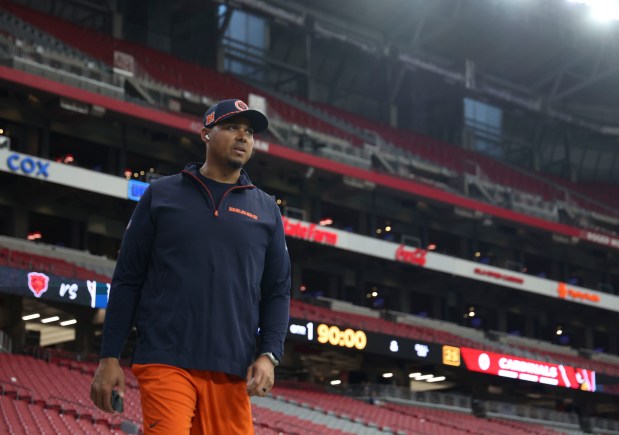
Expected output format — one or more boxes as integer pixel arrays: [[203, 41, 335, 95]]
[[235, 100, 249, 111], [27, 272, 50, 298]]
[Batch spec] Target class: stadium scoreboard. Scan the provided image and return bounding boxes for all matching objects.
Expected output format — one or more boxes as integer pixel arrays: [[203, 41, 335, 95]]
[[287, 317, 446, 364]]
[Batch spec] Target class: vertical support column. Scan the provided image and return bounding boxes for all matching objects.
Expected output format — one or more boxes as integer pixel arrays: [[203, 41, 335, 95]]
[[118, 123, 127, 177], [4, 295, 25, 351], [11, 207, 29, 239], [74, 308, 96, 355], [290, 262, 303, 300]]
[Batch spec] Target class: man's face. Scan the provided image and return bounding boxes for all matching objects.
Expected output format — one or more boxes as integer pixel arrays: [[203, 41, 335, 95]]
[[204, 116, 254, 170]]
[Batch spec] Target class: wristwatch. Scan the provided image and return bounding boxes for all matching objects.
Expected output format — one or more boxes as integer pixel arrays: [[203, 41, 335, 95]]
[[259, 352, 280, 367]]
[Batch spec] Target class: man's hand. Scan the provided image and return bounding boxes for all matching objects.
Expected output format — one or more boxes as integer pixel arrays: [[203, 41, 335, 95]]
[[246, 355, 275, 397], [90, 357, 125, 413]]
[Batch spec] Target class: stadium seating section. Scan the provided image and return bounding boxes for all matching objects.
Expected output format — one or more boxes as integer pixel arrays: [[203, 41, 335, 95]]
[[0, 246, 111, 282], [2, 1, 618, 217], [0, 352, 590, 435]]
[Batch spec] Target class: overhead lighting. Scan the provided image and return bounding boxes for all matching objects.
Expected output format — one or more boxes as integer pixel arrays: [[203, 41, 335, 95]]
[[427, 244, 437, 251], [330, 379, 341, 386], [556, 326, 563, 335], [60, 319, 77, 326], [41, 316, 60, 324], [319, 218, 333, 226], [27, 231, 42, 241], [427, 376, 446, 383], [408, 372, 422, 379], [468, 307, 476, 317], [371, 291, 378, 297], [385, 226, 391, 232], [567, 0, 619, 21], [415, 374, 434, 381], [382, 372, 394, 378], [22, 313, 40, 321]]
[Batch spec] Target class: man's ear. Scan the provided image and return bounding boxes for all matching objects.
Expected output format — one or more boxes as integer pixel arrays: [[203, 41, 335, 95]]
[[201, 127, 211, 143]]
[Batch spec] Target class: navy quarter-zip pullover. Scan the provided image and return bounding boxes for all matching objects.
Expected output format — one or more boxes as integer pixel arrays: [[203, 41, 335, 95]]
[[100, 162, 291, 378]]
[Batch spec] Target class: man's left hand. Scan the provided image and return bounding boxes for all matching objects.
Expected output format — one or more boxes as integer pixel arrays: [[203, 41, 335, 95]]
[[246, 355, 275, 397]]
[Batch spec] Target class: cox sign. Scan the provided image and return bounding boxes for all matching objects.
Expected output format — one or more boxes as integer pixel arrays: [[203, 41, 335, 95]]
[[7, 154, 50, 178]]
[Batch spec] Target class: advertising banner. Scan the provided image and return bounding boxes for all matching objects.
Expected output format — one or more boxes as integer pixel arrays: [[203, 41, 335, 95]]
[[460, 347, 596, 392]]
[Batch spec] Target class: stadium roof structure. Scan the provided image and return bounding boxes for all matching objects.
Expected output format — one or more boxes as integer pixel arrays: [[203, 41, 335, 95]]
[[265, 0, 619, 128], [212, 0, 619, 183]]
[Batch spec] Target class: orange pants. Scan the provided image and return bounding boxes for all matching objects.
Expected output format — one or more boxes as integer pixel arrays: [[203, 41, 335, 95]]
[[132, 364, 254, 435]]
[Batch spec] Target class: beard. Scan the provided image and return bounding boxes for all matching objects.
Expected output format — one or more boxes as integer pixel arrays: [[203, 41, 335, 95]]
[[226, 158, 244, 170]]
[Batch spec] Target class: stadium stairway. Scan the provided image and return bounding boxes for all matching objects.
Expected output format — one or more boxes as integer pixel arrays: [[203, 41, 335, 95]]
[[252, 395, 385, 435], [271, 385, 589, 435], [385, 402, 573, 435]]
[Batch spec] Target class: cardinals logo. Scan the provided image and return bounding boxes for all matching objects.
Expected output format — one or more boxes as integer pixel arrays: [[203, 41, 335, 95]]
[[27, 272, 50, 298]]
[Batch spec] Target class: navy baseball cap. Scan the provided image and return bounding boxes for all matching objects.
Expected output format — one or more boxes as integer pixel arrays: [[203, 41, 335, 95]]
[[202, 99, 269, 133]]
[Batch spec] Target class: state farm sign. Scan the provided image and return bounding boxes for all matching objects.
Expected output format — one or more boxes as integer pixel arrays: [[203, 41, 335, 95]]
[[460, 347, 596, 392], [282, 217, 338, 246], [557, 282, 600, 303]]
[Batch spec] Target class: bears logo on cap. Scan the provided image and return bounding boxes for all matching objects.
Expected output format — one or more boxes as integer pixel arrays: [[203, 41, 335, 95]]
[[205, 112, 215, 125], [235, 100, 249, 111]]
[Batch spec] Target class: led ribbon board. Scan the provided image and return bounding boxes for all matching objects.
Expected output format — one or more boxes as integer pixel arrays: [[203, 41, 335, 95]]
[[460, 347, 596, 392]]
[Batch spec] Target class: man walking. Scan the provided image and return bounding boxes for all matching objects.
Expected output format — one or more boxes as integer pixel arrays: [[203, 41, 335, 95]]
[[90, 99, 291, 434]]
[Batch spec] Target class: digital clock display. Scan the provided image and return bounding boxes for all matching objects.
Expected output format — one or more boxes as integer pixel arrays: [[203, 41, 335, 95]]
[[316, 323, 367, 350], [287, 320, 367, 350]]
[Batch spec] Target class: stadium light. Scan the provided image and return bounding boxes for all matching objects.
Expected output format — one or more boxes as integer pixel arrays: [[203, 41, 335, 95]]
[[330, 380, 341, 386], [27, 231, 42, 241], [382, 372, 394, 378], [60, 319, 77, 326], [22, 313, 40, 320], [408, 372, 422, 379], [427, 376, 446, 383], [415, 374, 434, 381], [41, 316, 60, 323], [567, 0, 619, 21], [556, 326, 563, 335]]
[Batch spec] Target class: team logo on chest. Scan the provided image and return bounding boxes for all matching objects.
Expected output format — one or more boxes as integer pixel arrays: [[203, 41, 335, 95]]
[[228, 206, 258, 220]]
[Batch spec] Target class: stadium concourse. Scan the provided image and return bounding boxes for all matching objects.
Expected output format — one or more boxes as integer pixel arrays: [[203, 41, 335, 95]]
[[1, 0, 619, 433]]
